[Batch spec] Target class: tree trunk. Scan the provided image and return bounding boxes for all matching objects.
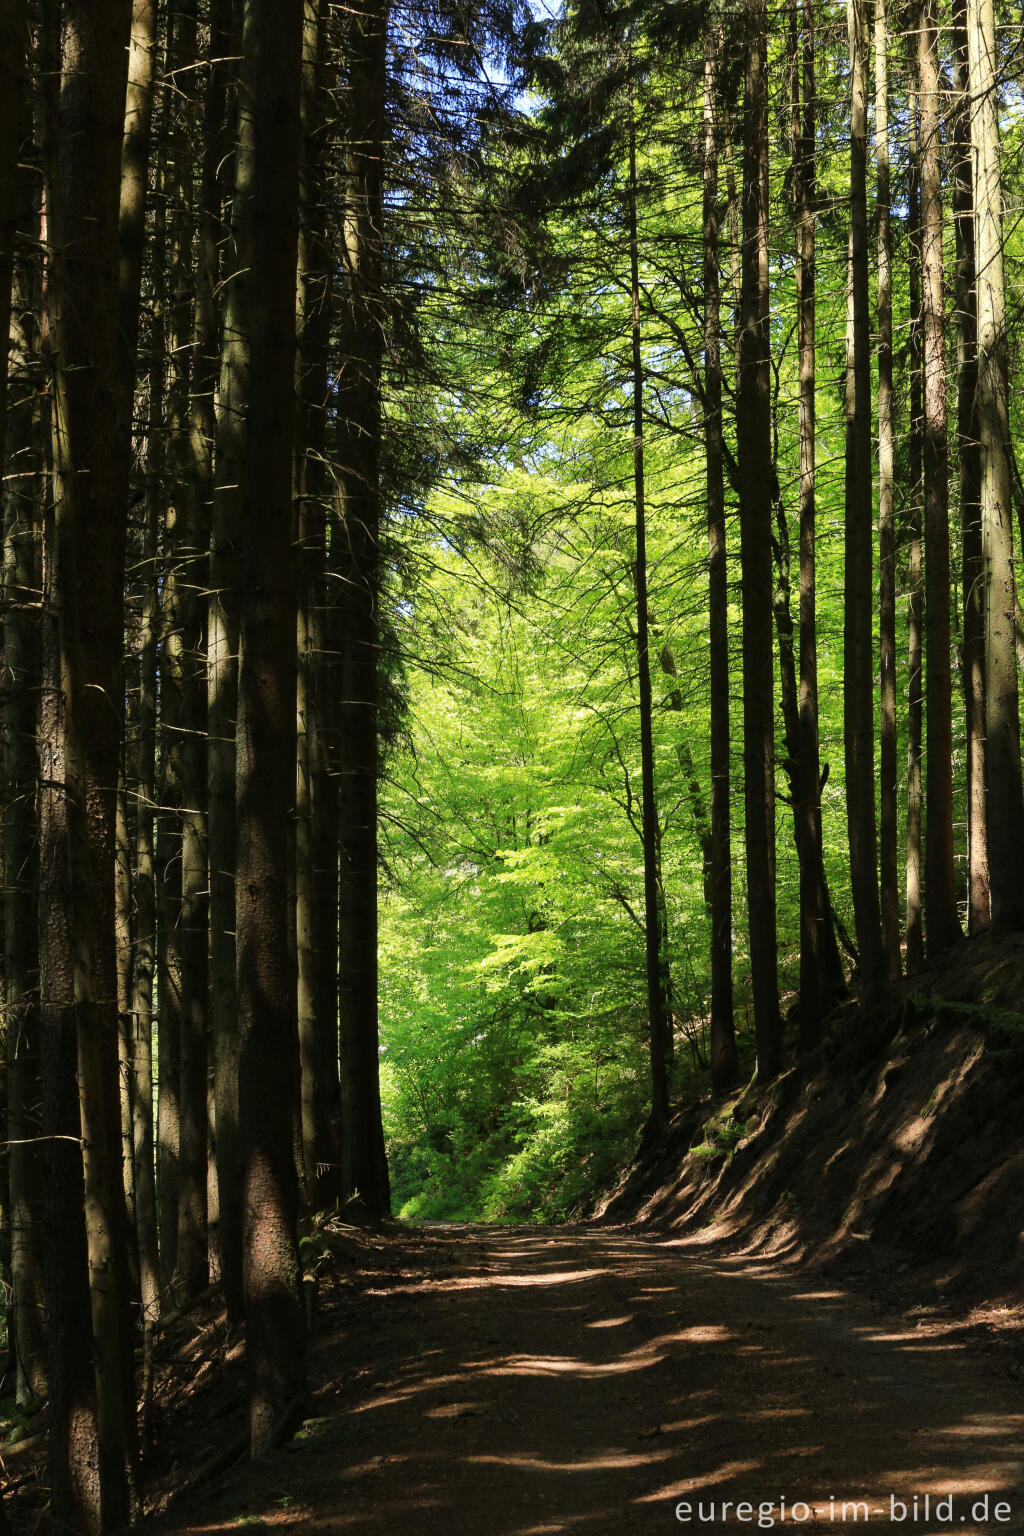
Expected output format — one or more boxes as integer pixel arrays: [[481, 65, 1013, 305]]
[[4, 85, 47, 1411], [132, 432, 162, 1335], [115, 778, 139, 1308], [624, 70, 669, 1128], [155, 68, 184, 1271], [191, 0, 233, 1290], [112, 0, 160, 1333], [919, 0, 961, 955], [702, 50, 739, 1093], [38, 503, 103, 1532], [234, 0, 307, 1452], [154, 0, 210, 1301], [210, 0, 245, 1324], [295, 0, 340, 1208], [953, 0, 988, 934], [0, 0, 27, 470], [905, 66, 924, 973], [174, 0, 216, 1302], [737, 0, 781, 1082], [336, 0, 392, 1217], [770, 485, 846, 1010], [844, 0, 883, 995], [116, 0, 163, 1340], [156, 540, 183, 1286], [875, 0, 901, 976], [791, 0, 843, 1038], [41, 0, 138, 1520], [969, 0, 1024, 926]]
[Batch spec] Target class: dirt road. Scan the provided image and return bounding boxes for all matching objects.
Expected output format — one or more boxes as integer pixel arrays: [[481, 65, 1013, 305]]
[[155, 1225, 1023, 1535]]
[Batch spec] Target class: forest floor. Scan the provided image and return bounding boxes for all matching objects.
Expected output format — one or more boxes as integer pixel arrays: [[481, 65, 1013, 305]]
[[122, 1219, 1023, 1536], [7, 940, 1024, 1533]]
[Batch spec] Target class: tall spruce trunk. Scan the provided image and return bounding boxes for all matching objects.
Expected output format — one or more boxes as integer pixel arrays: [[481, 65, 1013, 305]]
[[38, 494, 103, 1531], [295, 0, 340, 1208], [210, 0, 245, 1323], [174, 0, 217, 1301], [792, 0, 841, 1038], [875, 0, 901, 975], [234, 0, 307, 1451], [336, 0, 391, 1216], [156, 0, 211, 1299], [114, 780, 139, 1305], [41, 0, 138, 1522], [919, 0, 961, 955], [844, 0, 883, 994], [4, 95, 47, 1411], [0, 0, 27, 468], [155, 71, 184, 1270], [953, 0, 988, 933], [969, 0, 1024, 926], [905, 68, 925, 972], [626, 73, 669, 1126], [120, 0, 161, 1332], [156, 527, 183, 1287], [189, 0, 232, 1286], [131, 461, 161, 1338], [737, 0, 781, 1081]]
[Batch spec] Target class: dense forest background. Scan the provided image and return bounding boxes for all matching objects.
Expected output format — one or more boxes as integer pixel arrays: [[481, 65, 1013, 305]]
[[379, 0, 1024, 1218], [3, 0, 1024, 1527]]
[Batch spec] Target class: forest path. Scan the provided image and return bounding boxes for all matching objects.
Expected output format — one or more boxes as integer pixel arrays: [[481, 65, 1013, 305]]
[[155, 1224, 1023, 1535]]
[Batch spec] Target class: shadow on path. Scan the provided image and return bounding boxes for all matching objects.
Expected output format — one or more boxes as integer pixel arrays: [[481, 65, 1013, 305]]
[[158, 1224, 1023, 1535]]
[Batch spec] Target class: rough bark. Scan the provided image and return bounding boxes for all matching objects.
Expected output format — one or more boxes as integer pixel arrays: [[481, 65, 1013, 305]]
[[114, 778, 139, 1306], [844, 0, 883, 995], [875, 0, 901, 976], [131, 444, 162, 1334], [116, 0, 161, 1335], [625, 73, 669, 1127], [174, 0, 216, 1301], [0, 0, 27, 468], [191, 0, 233, 1289], [953, 0, 988, 934], [969, 0, 1024, 926], [702, 50, 739, 1094], [4, 185, 47, 1407], [791, 0, 843, 1038], [295, 0, 340, 1207], [736, 0, 781, 1082], [155, 56, 185, 1276], [336, 0, 392, 1215], [905, 67, 924, 974], [38, 500, 103, 1532], [919, 0, 961, 955], [41, 0, 138, 1519], [210, 0, 246, 1324], [234, 0, 307, 1452]]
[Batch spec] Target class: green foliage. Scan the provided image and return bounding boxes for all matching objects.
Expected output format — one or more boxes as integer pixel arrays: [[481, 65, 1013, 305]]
[[378, 0, 1024, 1222]]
